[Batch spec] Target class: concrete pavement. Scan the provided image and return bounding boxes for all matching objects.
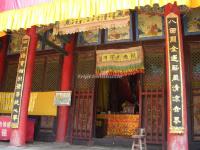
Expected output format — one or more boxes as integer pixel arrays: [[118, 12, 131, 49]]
[[0, 142, 130, 150]]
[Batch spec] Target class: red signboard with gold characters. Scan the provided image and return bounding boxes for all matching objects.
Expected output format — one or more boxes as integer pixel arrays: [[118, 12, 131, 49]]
[[165, 12, 184, 134], [10, 35, 30, 129]]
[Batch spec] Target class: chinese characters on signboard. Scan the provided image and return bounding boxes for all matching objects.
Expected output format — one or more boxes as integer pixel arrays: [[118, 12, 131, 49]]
[[166, 13, 184, 134], [54, 91, 72, 106], [11, 35, 30, 128]]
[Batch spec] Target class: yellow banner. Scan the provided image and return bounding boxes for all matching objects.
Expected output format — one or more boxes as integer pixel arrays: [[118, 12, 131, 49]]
[[0, 0, 199, 32], [0, 92, 57, 116]]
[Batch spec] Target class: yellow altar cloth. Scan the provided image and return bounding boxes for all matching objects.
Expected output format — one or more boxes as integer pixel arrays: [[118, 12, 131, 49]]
[[96, 114, 139, 136]]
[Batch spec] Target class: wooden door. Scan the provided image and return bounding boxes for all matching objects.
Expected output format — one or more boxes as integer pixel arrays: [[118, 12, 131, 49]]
[[139, 45, 166, 148], [70, 50, 95, 143], [32, 54, 61, 141]]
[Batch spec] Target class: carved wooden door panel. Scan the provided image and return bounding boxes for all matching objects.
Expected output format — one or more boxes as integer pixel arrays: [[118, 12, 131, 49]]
[[140, 88, 164, 144], [70, 50, 95, 143], [71, 90, 94, 142], [139, 45, 166, 148]]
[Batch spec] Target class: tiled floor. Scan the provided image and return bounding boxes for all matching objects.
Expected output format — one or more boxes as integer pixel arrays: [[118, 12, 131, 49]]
[[0, 142, 130, 150]]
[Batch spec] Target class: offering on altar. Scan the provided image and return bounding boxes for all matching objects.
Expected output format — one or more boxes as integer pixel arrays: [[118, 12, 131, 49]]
[[122, 101, 134, 114]]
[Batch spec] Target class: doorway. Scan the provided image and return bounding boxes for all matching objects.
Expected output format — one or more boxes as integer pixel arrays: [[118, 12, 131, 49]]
[[70, 45, 166, 149], [95, 76, 139, 139]]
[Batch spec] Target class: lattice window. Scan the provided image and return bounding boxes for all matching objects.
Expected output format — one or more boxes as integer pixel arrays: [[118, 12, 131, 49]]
[[44, 56, 61, 91], [75, 51, 95, 90], [191, 48, 200, 88], [32, 54, 61, 91], [32, 58, 45, 91], [3, 62, 18, 91], [143, 50, 165, 89], [2, 53, 61, 92]]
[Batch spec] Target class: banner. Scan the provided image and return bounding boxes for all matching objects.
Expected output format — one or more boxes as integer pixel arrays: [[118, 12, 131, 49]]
[[96, 46, 144, 76], [0, 92, 57, 116], [53, 10, 130, 35]]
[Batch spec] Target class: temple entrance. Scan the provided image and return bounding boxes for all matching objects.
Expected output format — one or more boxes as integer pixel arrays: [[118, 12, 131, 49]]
[[70, 44, 166, 149], [93, 45, 166, 149]]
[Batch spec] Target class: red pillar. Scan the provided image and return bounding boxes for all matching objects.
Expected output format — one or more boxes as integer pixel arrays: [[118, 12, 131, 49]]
[[56, 35, 75, 142], [164, 3, 188, 150], [10, 26, 37, 146], [0, 36, 8, 86]]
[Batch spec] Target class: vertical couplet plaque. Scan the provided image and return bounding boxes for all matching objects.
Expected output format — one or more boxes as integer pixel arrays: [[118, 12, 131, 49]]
[[10, 35, 30, 128], [166, 12, 184, 134]]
